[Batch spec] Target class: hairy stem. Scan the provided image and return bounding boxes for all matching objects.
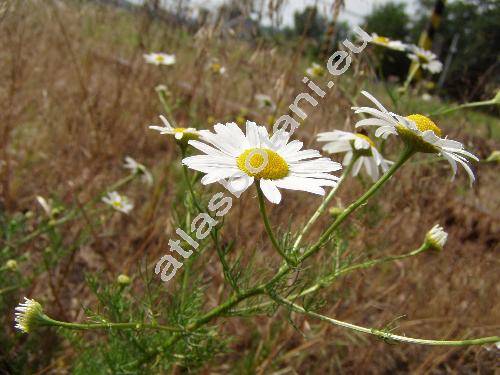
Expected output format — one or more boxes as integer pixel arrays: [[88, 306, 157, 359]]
[[274, 296, 500, 346]]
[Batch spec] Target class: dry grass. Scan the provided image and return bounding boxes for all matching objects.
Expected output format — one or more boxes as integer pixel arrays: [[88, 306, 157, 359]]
[[1, 1, 499, 373]]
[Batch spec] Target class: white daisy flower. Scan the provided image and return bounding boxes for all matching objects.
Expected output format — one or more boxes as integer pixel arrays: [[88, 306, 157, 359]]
[[143, 53, 176, 66], [425, 224, 448, 251], [317, 130, 392, 182], [208, 61, 226, 75], [14, 297, 45, 333], [102, 191, 133, 214], [182, 121, 342, 204], [407, 46, 443, 74], [149, 115, 201, 142], [369, 33, 407, 51], [123, 156, 153, 186], [305, 62, 326, 78], [255, 94, 276, 112], [353, 91, 479, 184]]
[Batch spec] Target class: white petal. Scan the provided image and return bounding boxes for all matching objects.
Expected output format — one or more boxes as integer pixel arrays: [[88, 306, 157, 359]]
[[259, 179, 282, 204]]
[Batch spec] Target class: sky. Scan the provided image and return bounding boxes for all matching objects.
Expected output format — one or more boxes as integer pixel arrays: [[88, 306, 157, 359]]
[[129, 0, 419, 26]]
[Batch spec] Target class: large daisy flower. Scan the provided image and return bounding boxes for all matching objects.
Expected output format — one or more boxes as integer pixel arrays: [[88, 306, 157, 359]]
[[317, 130, 391, 182], [149, 115, 201, 142], [369, 33, 407, 51], [182, 121, 342, 204], [143, 52, 176, 66], [407, 46, 443, 74], [353, 91, 478, 184]]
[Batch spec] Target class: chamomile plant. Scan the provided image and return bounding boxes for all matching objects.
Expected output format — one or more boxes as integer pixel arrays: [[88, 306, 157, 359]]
[[12, 88, 498, 373]]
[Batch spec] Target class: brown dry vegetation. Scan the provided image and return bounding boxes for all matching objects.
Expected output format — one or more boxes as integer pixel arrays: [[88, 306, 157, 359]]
[[1, 1, 499, 374]]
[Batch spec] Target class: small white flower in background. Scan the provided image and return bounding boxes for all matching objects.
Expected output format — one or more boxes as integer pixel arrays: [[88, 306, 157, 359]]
[[305, 62, 326, 78], [143, 52, 176, 66], [182, 121, 342, 204], [208, 60, 226, 75], [14, 298, 45, 333], [155, 84, 168, 93], [369, 33, 407, 51], [407, 46, 443, 74], [317, 130, 392, 182], [421, 93, 433, 101], [255, 94, 276, 112], [123, 156, 153, 186], [425, 224, 448, 251], [36, 196, 52, 216], [102, 191, 133, 214], [353, 91, 478, 185], [149, 115, 201, 142]]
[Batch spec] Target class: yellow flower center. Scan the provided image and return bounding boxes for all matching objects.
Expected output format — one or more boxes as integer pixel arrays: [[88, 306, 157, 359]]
[[112, 201, 123, 208], [236, 148, 289, 180], [396, 114, 442, 153], [352, 133, 375, 156], [211, 63, 222, 73], [355, 133, 375, 147], [374, 36, 390, 45], [312, 65, 325, 76], [406, 114, 442, 137], [173, 128, 199, 142], [416, 53, 430, 63], [155, 55, 165, 63]]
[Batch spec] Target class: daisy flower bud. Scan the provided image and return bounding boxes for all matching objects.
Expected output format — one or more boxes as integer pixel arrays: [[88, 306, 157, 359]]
[[117, 274, 131, 285], [5, 259, 18, 271], [14, 298, 48, 333], [425, 224, 448, 251]]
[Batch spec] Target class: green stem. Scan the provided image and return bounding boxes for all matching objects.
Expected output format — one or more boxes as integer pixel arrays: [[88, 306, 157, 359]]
[[43, 317, 182, 332], [181, 158, 238, 291], [256, 182, 296, 266], [431, 99, 499, 116], [292, 155, 359, 252], [275, 296, 500, 346], [299, 147, 415, 264], [232, 244, 430, 315], [402, 63, 420, 94]]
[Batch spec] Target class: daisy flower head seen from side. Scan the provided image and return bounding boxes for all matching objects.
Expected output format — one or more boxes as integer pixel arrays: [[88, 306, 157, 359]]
[[143, 52, 176, 66], [14, 298, 46, 333], [255, 94, 276, 112], [317, 130, 392, 182], [149, 115, 201, 144], [407, 46, 443, 74], [369, 33, 407, 51], [123, 156, 153, 186], [353, 91, 479, 184], [102, 191, 133, 214], [425, 224, 448, 251], [182, 121, 342, 204]]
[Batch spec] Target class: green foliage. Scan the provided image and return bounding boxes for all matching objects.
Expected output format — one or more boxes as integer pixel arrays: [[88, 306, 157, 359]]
[[364, 2, 411, 80]]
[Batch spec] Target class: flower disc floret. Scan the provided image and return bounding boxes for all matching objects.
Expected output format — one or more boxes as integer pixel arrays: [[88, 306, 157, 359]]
[[396, 114, 443, 153], [236, 148, 289, 180]]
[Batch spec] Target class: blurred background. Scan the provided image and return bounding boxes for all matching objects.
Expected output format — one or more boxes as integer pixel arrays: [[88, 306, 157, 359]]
[[0, 0, 498, 373]]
